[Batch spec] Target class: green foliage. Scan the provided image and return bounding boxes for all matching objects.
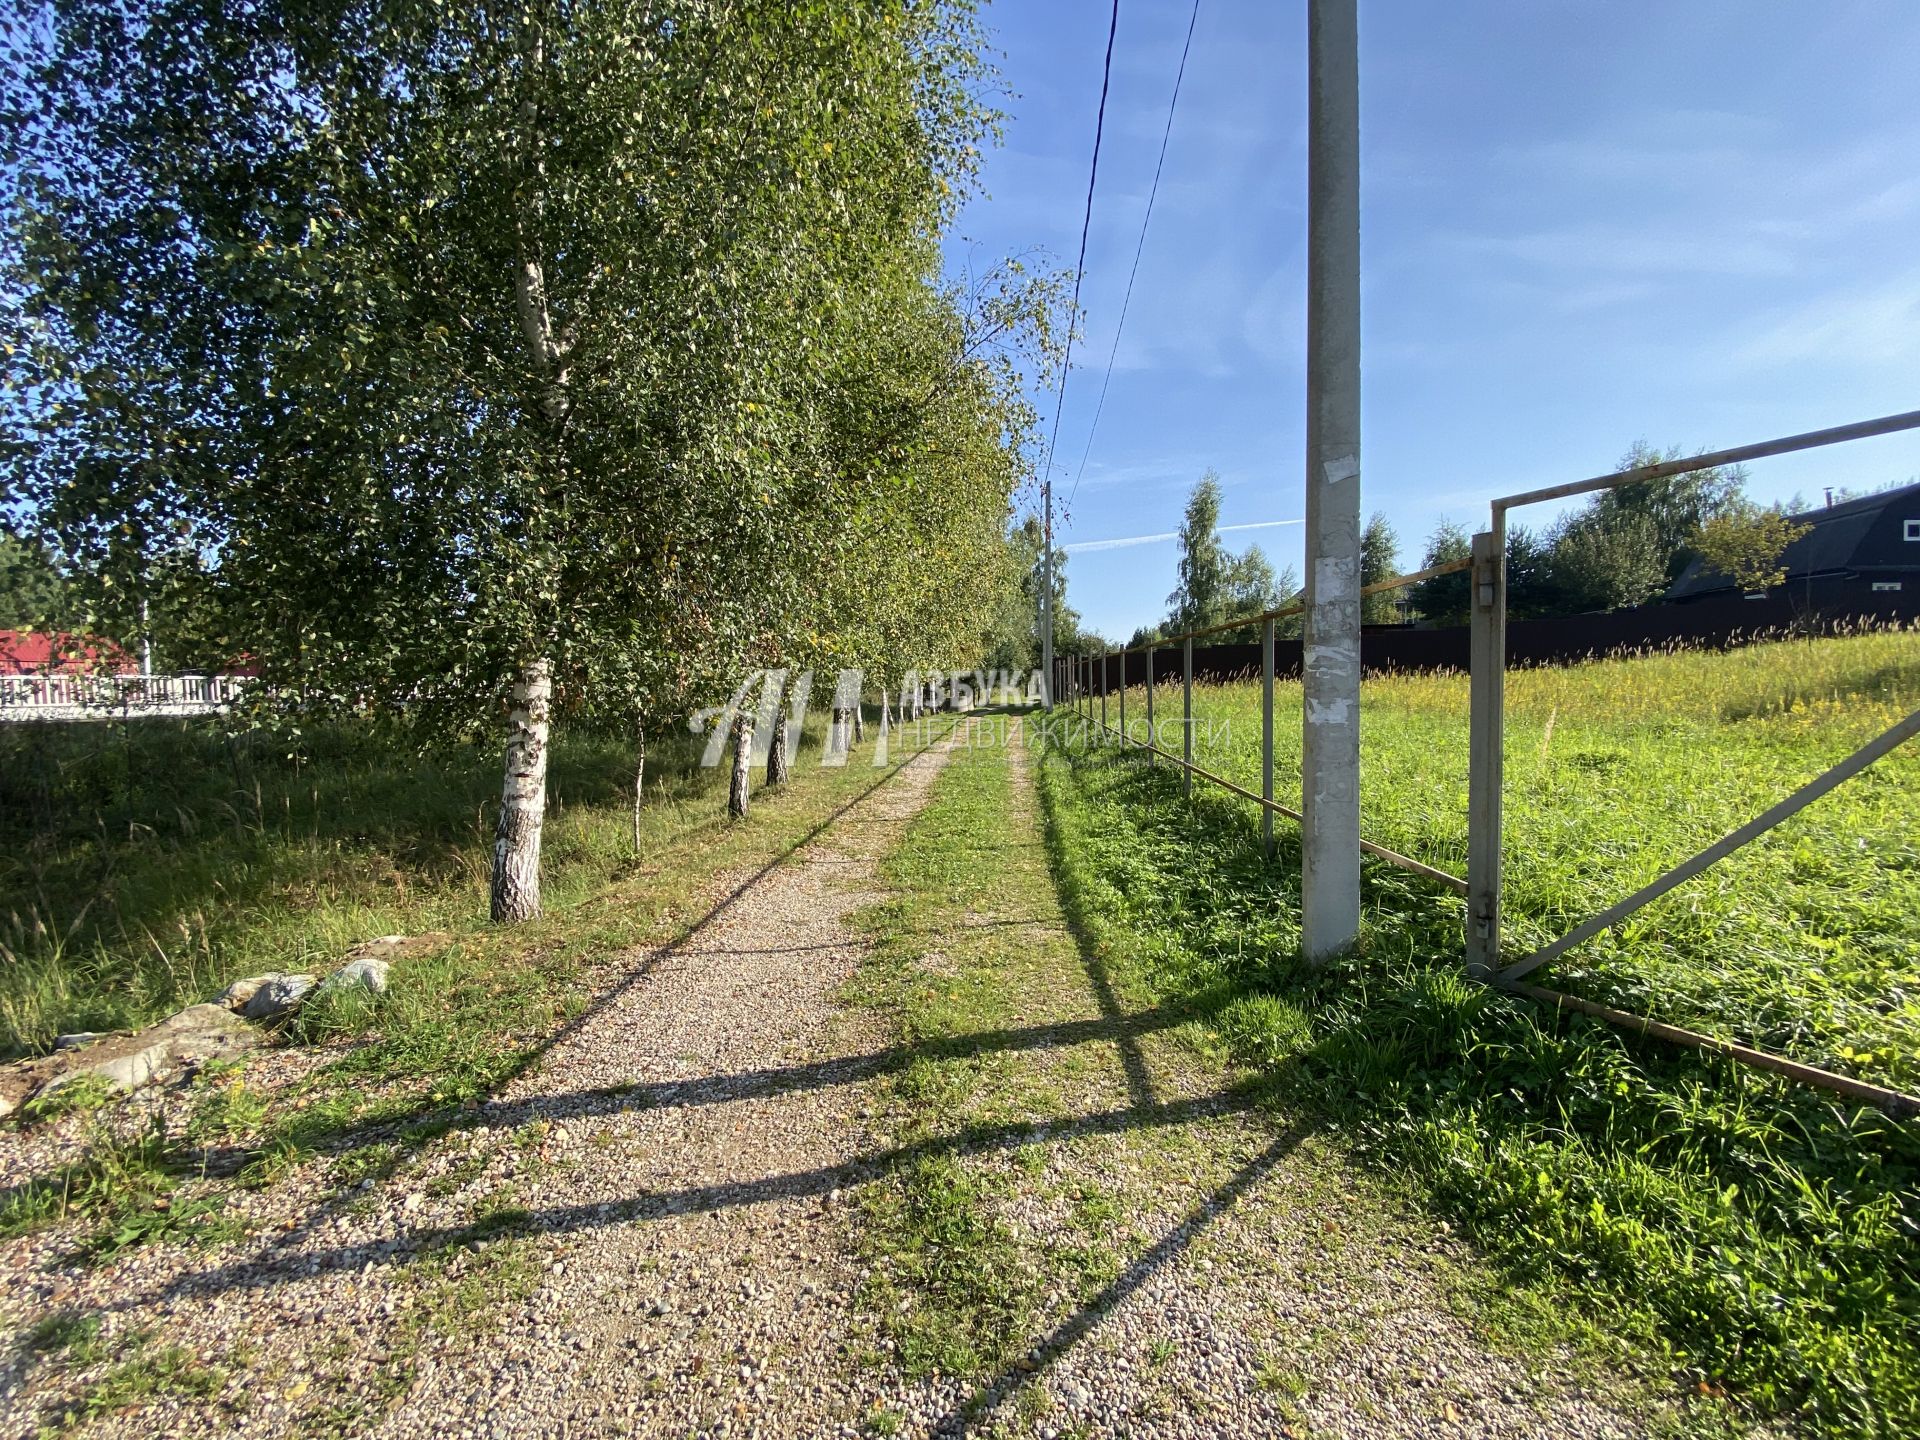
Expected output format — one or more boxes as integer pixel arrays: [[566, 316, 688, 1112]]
[[5, 0, 1055, 915], [22, 1310, 105, 1365], [1408, 445, 1752, 623], [6, 0, 1039, 730], [1044, 632, 1920, 1437], [985, 512, 1089, 672], [0, 523, 70, 630], [1408, 519, 1472, 625], [1595, 443, 1748, 581], [1694, 506, 1815, 593], [6, 716, 948, 1302], [1167, 471, 1232, 633], [1163, 471, 1298, 642], [846, 720, 1083, 1386], [1547, 506, 1670, 611], [861, 1152, 1032, 1378], [1359, 511, 1401, 624], [61, 1336, 229, 1427], [18, 1071, 115, 1124], [0, 1114, 239, 1259], [0, 706, 905, 1054]]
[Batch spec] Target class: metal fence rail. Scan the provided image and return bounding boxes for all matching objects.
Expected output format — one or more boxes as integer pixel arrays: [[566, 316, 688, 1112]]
[[1464, 406, 1920, 1118], [1054, 556, 1473, 896]]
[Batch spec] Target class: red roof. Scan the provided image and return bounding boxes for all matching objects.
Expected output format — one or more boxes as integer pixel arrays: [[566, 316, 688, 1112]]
[[0, 630, 137, 676]]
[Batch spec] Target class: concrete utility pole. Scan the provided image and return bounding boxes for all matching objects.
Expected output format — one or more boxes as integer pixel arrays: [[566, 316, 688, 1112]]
[[1041, 481, 1056, 708], [1301, 0, 1362, 962]]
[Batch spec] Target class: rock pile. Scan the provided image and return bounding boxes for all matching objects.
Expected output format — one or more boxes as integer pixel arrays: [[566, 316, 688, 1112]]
[[0, 931, 444, 1119]]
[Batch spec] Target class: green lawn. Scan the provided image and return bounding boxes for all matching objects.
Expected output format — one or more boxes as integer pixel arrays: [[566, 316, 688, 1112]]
[[0, 705, 922, 1057], [1094, 629, 1920, 1090]]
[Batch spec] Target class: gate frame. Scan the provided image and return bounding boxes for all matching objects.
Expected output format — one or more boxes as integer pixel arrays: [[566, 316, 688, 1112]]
[[1463, 408, 1920, 1118]]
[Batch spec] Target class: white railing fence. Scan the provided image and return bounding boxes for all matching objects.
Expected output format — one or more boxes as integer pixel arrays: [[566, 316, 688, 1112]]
[[0, 673, 250, 720]]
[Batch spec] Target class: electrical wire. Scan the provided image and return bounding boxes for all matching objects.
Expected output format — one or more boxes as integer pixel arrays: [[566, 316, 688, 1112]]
[[1067, 0, 1202, 514], [1037, 0, 1124, 503]]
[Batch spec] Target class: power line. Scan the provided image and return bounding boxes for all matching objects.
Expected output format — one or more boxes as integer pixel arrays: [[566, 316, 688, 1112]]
[[1037, 0, 1123, 497], [1067, 0, 1202, 513]]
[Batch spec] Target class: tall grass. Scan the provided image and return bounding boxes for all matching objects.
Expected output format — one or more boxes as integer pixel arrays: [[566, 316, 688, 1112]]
[[1037, 638, 1920, 1436], [1103, 630, 1920, 1090], [0, 712, 799, 1055]]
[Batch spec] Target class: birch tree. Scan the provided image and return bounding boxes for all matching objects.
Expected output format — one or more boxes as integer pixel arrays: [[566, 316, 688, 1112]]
[[6, 0, 1019, 920]]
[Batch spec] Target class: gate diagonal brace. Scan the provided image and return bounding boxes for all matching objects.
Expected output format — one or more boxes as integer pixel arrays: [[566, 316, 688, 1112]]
[[1497, 705, 1920, 987]]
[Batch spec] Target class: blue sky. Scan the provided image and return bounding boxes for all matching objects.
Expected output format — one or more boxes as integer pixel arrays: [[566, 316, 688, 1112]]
[[945, 0, 1920, 642]]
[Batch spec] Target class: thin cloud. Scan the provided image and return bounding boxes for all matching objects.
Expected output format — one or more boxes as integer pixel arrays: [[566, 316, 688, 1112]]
[[1065, 518, 1302, 554], [1735, 268, 1920, 370]]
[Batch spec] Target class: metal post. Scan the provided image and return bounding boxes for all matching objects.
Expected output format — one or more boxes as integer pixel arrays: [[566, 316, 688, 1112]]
[[1182, 636, 1193, 798], [1262, 617, 1275, 859], [1118, 648, 1127, 746], [1301, 0, 1362, 963], [1099, 651, 1108, 734], [1465, 525, 1506, 978], [1145, 647, 1156, 767], [1041, 485, 1055, 709]]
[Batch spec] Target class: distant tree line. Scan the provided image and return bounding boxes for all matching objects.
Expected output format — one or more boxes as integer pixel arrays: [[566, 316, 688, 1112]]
[[1109, 472, 1401, 650], [1071, 447, 1837, 652], [1406, 445, 1809, 626]]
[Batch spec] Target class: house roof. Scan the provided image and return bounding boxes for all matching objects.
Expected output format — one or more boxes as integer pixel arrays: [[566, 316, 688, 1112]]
[[0, 630, 137, 676], [1667, 479, 1920, 599]]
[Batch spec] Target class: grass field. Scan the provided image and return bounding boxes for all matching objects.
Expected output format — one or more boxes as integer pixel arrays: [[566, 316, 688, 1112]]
[[0, 706, 905, 1057], [1039, 630, 1920, 1438], [1094, 629, 1920, 1090]]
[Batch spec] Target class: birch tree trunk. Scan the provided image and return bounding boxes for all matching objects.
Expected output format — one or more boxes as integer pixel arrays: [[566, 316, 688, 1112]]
[[491, 21, 568, 926], [728, 709, 753, 819], [631, 716, 646, 854], [492, 656, 552, 922], [853, 699, 865, 743], [766, 675, 791, 786]]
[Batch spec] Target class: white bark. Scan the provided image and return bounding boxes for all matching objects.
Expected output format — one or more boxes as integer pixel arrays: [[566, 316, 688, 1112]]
[[631, 716, 646, 854], [728, 710, 753, 819], [492, 657, 552, 922]]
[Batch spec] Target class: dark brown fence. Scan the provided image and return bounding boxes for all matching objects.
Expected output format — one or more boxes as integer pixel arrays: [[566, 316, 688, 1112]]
[[1104, 580, 1917, 688]]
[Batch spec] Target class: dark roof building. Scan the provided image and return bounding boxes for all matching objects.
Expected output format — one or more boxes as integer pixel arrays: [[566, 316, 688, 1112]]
[[1667, 480, 1920, 602]]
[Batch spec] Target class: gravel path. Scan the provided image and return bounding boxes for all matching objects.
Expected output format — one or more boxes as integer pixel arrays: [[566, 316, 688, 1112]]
[[0, 729, 960, 1440], [375, 729, 960, 1439], [1, 718, 1710, 1439]]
